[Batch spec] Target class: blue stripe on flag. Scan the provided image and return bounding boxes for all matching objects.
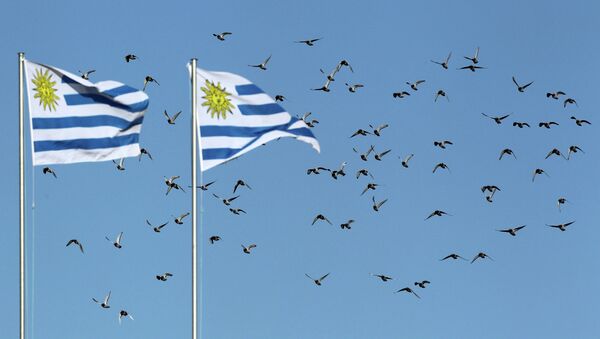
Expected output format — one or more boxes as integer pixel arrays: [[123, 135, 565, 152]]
[[64, 93, 149, 112], [238, 103, 285, 116], [32, 115, 144, 130], [34, 134, 139, 152], [235, 84, 264, 95], [102, 85, 140, 98]]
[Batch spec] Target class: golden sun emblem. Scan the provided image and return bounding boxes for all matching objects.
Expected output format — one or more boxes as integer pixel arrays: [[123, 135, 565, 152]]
[[32, 68, 60, 111], [201, 80, 234, 119]]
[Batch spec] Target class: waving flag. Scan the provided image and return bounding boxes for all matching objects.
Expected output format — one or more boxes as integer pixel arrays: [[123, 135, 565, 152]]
[[189, 65, 320, 171], [24, 60, 149, 165]]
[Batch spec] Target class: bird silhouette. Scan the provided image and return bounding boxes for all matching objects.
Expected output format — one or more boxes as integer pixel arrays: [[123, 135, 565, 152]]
[[547, 221, 575, 232], [512, 76, 533, 92], [249, 55, 272, 70], [213, 32, 232, 41], [431, 52, 451, 69], [92, 291, 111, 309], [497, 225, 526, 236], [66, 239, 84, 253], [295, 38, 322, 46], [305, 273, 330, 286]]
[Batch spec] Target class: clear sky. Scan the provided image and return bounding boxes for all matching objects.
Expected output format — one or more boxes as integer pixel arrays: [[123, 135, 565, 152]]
[[1, 1, 599, 338]]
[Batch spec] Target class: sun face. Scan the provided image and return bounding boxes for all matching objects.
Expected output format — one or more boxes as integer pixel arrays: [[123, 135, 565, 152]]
[[32, 68, 60, 111], [201, 80, 234, 119]]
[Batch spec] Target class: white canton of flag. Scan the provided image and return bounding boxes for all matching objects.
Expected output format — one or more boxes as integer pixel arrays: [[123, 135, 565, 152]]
[[24, 60, 149, 166], [189, 65, 320, 171]]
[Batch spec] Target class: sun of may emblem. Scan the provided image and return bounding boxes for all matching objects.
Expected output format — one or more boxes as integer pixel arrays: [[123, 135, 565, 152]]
[[32, 68, 60, 111], [201, 80, 234, 119]]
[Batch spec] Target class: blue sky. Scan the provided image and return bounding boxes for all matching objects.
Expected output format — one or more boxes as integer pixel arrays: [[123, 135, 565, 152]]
[[1, 0, 599, 338]]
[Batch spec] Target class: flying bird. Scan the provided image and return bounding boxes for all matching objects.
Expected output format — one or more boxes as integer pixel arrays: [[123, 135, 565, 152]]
[[299, 112, 319, 127], [563, 98, 577, 108], [42, 167, 57, 178], [353, 145, 375, 161], [434, 90, 449, 102], [305, 273, 330, 286], [156, 273, 173, 281], [400, 154, 414, 168], [340, 219, 355, 230], [458, 64, 486, 72], [118, 310, 134, 324], [356, 169, 374, 179], [124, 54, 138, 63], [139, 148, 153, 161], [369, 124, 389, 136], [164, 175, 185, 195], [274, 95, 286, 102], [395, 287, 420, 299], [92, 291, 111, 309], [229, 208, 247, 215], [350, 129, 371, 138], [481, 113, 511, 124], [425, 210, 451, 220], [434, 140, 453, 149], [78, 70, 95, 80], [406, 80, 426, 91], [241, 244, 257, 254], [361, 183, 379, 196], [331, 162, 347, 180], [372, 274, 393, 282], [307, 167, 331, 175], [440, 253, 467, 261], [233, 179, 252, 193], [512, 121, 530, 128], [209, 236, 221, 244], [66, 239, 84, 253], [146, 219, 168, 233], [532, 168, 549, 182], [471, 252, 493, 263], [545, 148, 566, 160], [567, 145, 584, 160], [143, 76, 159, 91], [249, 55, 272, 70], [164, 110, 182, 125], [174, 212, 190, 225], [295, 38, 322, 46], [374, 149, 391, 161], [345, 83, 364, 93], [497, 225, 526, 236], [212, 193, 240, 206], [538, 121, 559, 129], [432, 163, 450, 173], [464, 47, 480, 64], [546, 91, 566, 100], [547, 221, 575, 232], [512, 76, 534, 92], [189, 180, 216, 191], [312, 214, 332, 226], [311, 79, 332, 92], [213, 32, 232, 41], [557, 197, 568, 212], [414, 280, 431, 289], [392, 91, 410, 98], [112, 158, 125, 171], [105, 232, 123, 249], [372, 196, 388, 212], [570, 116, 591, 126], [431, 52, 452, 69]]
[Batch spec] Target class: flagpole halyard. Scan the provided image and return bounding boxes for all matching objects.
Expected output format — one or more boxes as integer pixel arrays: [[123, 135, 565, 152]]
[[18, 51, 26, 339], [191, 58, 198, 339]]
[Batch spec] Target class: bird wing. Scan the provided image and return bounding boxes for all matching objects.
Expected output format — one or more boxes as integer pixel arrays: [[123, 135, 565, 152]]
[[499, 114, 511, 120], [481, 113, 491, 119], [229, 195, 240, 202], [515, 225, 526, 231], [305, 273, 315, 280], [377, 199, 388, 208], [512, 76, 519, 87], [474, 47, 479, 58], [233, 182, 240, 193], [172, 111, 182, 121], [116, 232, 123, 244], [445, 52, 452, 62], [319, 273, 330, 281], [324, 216, 332, 225], [263, 55, 272, 65], [523, 81, 533, 89], [404, 154, 414, 162], [104, 291, 111, 304]]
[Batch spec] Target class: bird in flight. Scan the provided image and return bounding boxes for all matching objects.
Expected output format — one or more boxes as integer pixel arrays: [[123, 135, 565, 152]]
[[458, 64, 486, 72], [350, 129, 371, 138], [331, 162, 347, 180], [545, 148, 566, 160], [92, 291, 111, 309], [497, 225, 526, 236], [392, 91, 410, 99], [156, 273, 173, 281], [557, 197, 568, 212], [213, 32, 232, 41], [274, 95, 286, 102], [299, 112, 319, 128], [249, 55, 271, 70], [212, 193, 240, 206], [312, 214, 332, 226], [372, 196, 388, 212], [546, 91, 566, 100], [307, 167, 331, 175], [143, 76, 159, 91], [78, 70, 95, 80], [189, 180, 216, 191], [481, 113, 511, 124], [570, 116, 591, 126], [425, 210, 451, 220], [353, 145, 375, 161], [512, 121, 530, 128], [512, 76, 533, 92], [233, 180, 252, 193], [563, 98, 577, 108], [434, 140, 453, 149], [174, 212, 190, 225], [340, 219, 355, 230], [146, 219, 168, 233], [361, 182, 379, 196], [369, 124, 389, 136], [547, 221, 575, 232], [432, 163, 450, 174], [356, 169, 374, 179], [434, 90, 449, 102], [305, 273, 330, 286], [532, 168, 549, 182], [118, 310, 134, 324], [106, 232, 123, 249], [406, 80, 426, 91], [567, 145, 584, 160], [395, 287, 420, 299], [345, 83, 364, 93], [538, 121, 559, 129], [372, 274, 393, 282], [471, 252, 493, 263], [66, 239, 84, 253], [165, 176, 185, 195], [431, 52, 451, 69], [209, 236, 221, 244], [241, 244, 257, 254], [414, 280, 431, 289], [124, 54, 138, 63], [139, 148, 153, 161], [311, 78, 332, 92], [229, 208, 247, 215], [164, 110, 182, 125], [374, 149, 391, 161], [440, 253, 467, 261], [112, 158, 125, 171], [464, 47, 480, 64], [400, 154, 414, 168], [42, 167, 57, 178], [295, 38, 322, 46]]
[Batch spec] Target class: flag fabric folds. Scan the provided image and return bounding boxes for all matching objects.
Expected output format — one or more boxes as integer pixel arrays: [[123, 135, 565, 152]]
[[24, 60, 149, 165], [189, 65, 320, 171]]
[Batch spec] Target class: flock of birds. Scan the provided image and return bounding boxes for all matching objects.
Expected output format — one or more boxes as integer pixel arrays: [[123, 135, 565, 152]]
[[39, 31, 591, 327]]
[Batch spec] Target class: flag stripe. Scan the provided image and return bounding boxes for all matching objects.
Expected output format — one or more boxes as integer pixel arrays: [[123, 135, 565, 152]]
[[64, 93, 149, 112], [238, 103, 285, 116], [235, 84, 264, 95], [34, 133, 140, 152], [103, 85, 140, 98], [32, 115, 143, 130]]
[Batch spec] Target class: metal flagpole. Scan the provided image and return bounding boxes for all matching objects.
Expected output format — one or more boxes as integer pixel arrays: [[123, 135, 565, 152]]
[[190, 58, 198, 339], [18, 51, 26, 339]]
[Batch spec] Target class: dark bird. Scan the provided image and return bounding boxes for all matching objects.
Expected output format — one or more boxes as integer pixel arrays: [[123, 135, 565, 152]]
[[312, 214, 332, 226], [338, 59, 354, 72], [481, 185, 501, 194], [406, 80, 426, 90], [242, 244, 257, 254], [545, 148, 566, 160], [570, 116, 591, 126], [189, 180, 216, 191], [458, 64, 486, 72], [372, 274, 393, 282], [400, 154, 414, 168], [481, 113, 511, 124], [361, 182, 379, 196], [374, 149, 391, 161], [124, 54, 138, 63], [512, 121, 530, 128], [431, 52, 452, 69], [156, 273, 173, 281], [299, 112, 319, 128], [414, 280, 431, 289], [471, 252, 493, 263], [307, 167, 331, 175], [233, 179, 252, 193], [118, 310, 134, 324], [164, 110, 182, 125], [78, 70, 95, 80], [105, 232, 123, 249], [350, 129, 371, 138], [353, 145, 375, 161], [567, 145, 584, 160], [212, 193, 240, 206], [546, 91, 566, 100], [512, 76, 534, 92], [164, 176, 185, 195], [331, 162, 347, 180], [345, 83, 364, 93], [547, 221, 575, 232], [42, 167, 57, 178], [563, 98, 577, 108], [434, 140, 453, 149], [432, 162, 450, 173], [66, 239, 84, 253], [440, 253, 467, 261], [395, 287, 420, 299], [112, 158, 125, 171], [372, 196, 388, 212], [369, 124, 389, 136], [392, 91, 410, 98], [274, 95, 286, 102], [464, 47, 480, 64], [557, 197, 568, 212], [229, 208, 247, 215], [532, 168, 549, 182], [425, 210, 451, 220], [174, 212, 190, 225], [92, 291, 111, 309], [143, 76, 159, 91], [249, 55, 271, 70], [305, 273, 330, 286], [340, 219, 355, 230], [209, 235, 221, 244], [497, 225, 526, 236], [295, 38, 322, 46], [538, 121, 559, 129], [434, 89, 449, 102], [356, 169, 374, 179], [146, 219, 168, 233], [213, 32, 232, 41], [139, 148, 153, 161]]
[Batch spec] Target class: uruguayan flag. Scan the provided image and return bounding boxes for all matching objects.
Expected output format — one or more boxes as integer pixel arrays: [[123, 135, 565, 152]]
[[189, 65, 320, 171], [24, 60, 149, 165]]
